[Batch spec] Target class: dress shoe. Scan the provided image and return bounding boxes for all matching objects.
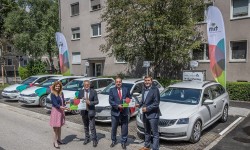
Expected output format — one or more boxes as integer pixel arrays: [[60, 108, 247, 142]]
[[121, 143, 126, 150], [93, 140, 98, 147], [110, 141, 116, 148], [83, 139, 90, 145], [57, 140, 65, 145], [53, 143, 60, 149]]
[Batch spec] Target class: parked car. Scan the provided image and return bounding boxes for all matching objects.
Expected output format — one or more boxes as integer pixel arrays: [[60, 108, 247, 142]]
[[95, 78, 164, 122], [18, 76, 81, 106], [1, 74, 62, 100], [45, 77, 114, 114], [136, 81, 229, 143]]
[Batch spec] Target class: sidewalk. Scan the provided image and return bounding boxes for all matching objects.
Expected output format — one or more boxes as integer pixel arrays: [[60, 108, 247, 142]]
[[0, 103, 171, 150]]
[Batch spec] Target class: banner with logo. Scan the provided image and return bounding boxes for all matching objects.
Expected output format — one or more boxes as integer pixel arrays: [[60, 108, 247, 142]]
[[55, 32, 71, 76], [206, 6, 226, 88]]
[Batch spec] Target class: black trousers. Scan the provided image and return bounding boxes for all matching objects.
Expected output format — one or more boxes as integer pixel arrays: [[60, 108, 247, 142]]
[[81, 111, 97, 141]]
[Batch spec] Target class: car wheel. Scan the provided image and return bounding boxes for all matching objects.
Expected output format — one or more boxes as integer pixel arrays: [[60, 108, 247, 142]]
[[137, 131, 144, 140], [71, 110, 80, 115], [220, 105, 228, 123], [189, 120, 202, 143], [39, 95, 47, 107]]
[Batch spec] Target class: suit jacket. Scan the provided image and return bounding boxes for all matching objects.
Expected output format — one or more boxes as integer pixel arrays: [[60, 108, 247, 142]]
[[139, 86, 161, 119], [109, 86, 131, 116], [78, 88, 99, 117]]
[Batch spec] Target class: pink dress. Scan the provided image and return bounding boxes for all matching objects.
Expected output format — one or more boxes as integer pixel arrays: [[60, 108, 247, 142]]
[[50, 96, 65, 127]]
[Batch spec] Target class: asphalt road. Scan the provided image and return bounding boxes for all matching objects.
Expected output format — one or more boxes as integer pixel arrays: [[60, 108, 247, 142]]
[[0, 97, 244, 150]]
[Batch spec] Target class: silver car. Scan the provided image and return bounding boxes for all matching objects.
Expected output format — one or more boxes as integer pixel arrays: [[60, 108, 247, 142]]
[[136, 81, 229, 143]]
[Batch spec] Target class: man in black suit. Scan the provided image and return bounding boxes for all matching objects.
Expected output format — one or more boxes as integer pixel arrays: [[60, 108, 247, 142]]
[[78, 80, 99, 147], [109, 76, 131, 150], [137, 76, 160, 150]]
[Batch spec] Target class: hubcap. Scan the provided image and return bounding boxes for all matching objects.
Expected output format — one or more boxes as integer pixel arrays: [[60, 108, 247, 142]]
[[223, 106, 228, 120], [41, 97, 46, 106], [193, 122, 201, 141]]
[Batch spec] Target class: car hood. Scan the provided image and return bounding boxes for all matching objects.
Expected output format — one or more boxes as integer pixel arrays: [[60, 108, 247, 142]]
[[159, 101, 199, 119], [63, 90, 79, 99], [96, 94, 110, 107], [20, 86, 41, 95], [3, 84, 21, 91]]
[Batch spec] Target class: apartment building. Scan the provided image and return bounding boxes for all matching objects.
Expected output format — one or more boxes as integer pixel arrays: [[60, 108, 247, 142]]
[[60, 0, 128, 76], [61, 0, 250, 81], [193, 0, 250, 81]]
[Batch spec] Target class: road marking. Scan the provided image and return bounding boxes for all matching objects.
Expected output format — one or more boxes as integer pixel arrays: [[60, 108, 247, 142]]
[[219, 117, 242, 136]]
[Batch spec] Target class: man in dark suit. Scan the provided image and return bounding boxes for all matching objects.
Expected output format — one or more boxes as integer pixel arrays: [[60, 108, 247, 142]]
[[109, 76, 131, 150], [137, 76, 160, 150], [78, 80, 99, 147]]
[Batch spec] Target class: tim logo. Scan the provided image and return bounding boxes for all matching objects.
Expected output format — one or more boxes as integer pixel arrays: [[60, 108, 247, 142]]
[[209, 23, 218, 32]]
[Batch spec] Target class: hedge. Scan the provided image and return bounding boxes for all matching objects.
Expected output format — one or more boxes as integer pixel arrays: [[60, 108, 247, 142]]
[[227, 82, 250, 101]]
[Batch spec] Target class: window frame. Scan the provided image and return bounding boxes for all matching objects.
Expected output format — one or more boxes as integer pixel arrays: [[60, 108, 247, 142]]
[[72, 52, 81, 65], [90, 0, 101, 12], [192, 43, 210, 62], [91, 23, 101, 37], [71, 2, 80, 16], [7, 58, 13, 65], [229, 40, 248, 62], [71, 27, 80, 40], [231, 0, 250, 20]]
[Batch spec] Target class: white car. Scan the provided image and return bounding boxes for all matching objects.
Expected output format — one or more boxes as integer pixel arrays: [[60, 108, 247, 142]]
[[1, 74, 62, 100], [95, 79, 164, 122], [18, 76, 81, 106], [136, 81, 229, 143], [45, 77, 114, 114]]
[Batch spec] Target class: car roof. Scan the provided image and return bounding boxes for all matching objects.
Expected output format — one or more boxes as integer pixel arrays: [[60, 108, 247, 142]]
[[169, 81, 218, 89], [73, 77, 114, 81], [30, 74, 62, 78], [49, 76, 83, 80], [122, 78, 160, 84]]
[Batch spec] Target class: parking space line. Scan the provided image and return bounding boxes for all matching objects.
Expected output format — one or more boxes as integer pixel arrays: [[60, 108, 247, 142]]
[[219, 117, 242, 136]]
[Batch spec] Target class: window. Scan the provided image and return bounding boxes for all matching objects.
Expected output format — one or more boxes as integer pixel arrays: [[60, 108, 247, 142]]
[[35, 77, 48, 84], [132, 83, 143, 94], [91, 23, 101, 37], [115, 56, 126, 63], [7, 45, 12, 53], [72, 52, 81, 64], [90, 0, 101, 11], [98, 79, 110, 88], [232, 0, 249, 18], [71, 2, 79, 16], [7, 59, 12, 65], [192, 44, 209, 61], [230, 41, 247, 60], [71, 27, 80, 40], [90, 80, 98, 89]]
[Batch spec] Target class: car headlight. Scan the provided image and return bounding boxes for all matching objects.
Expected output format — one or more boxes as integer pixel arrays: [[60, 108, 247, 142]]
[[177, 118, 189, 124], [105, 106, 112, 110], [29, 93, 38, 97], [12, 90, 19, 93]]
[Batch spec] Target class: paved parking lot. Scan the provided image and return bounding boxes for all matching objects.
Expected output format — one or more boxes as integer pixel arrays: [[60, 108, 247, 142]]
[[1, 98, 247, 150]]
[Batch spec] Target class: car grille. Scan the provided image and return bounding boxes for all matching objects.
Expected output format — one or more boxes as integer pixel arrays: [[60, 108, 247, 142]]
[[96, 106, 105, 113], [95, 116, 111, 120], [158, 119, 177, 127]]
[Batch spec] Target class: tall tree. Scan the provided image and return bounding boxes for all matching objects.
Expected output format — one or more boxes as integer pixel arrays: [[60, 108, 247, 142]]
[[3, 0, 59, 70], [101, 0, 205, 78]]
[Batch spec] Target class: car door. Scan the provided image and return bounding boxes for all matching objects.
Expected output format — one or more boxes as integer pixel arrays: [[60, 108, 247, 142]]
[[210, 84, 225, 119], [199, 86, 217, 127]]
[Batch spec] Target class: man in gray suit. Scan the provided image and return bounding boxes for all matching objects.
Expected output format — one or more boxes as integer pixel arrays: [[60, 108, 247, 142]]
[[137, 76, 160, 150], [78, 80, 99, 147]]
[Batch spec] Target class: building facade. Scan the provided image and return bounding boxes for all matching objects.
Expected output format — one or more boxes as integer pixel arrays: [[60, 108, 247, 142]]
[[193, 0, 250, 82], [60, 0, 128, 76]]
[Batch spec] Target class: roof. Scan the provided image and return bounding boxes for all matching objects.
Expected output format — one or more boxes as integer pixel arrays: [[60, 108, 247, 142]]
[[49, 76, 83, 80], [31, 74, 62, 78], [169, 81, 218, 89]]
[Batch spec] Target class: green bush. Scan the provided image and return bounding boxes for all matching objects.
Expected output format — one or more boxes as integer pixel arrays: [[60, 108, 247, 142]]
[[227, 82, 250, 101], [18, 67, 29, 80]]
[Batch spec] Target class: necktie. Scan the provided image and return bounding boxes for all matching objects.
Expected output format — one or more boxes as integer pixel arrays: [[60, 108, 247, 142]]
[[118, 88, 122, 100], [86, 89, 89, 111]]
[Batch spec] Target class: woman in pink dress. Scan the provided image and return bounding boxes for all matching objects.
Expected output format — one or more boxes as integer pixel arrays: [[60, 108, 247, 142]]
[[50, 81, 67, 148]]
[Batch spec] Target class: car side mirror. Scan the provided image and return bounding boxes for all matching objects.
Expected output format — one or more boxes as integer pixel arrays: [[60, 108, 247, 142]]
[[133, 92, 140, 97], [97, 90, 102, 94], [203, 99, 214, 105], [34, 82, 39, 86]]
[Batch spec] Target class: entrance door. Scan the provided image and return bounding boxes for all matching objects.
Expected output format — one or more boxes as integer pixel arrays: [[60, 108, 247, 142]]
[[95, 63, 102, 76]]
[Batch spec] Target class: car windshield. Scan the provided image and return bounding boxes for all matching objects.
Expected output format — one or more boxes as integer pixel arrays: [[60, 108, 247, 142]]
[[21, 77, 38, 85], [39, 79, 58, 88], [160, 87, 201, 105], [100, 83, 134, 95], [63, 80, 83, 91]]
